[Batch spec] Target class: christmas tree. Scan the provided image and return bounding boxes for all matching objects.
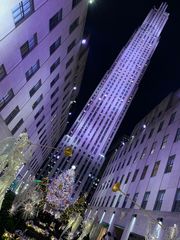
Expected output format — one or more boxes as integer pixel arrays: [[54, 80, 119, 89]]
[[45, 166, 75, 212]]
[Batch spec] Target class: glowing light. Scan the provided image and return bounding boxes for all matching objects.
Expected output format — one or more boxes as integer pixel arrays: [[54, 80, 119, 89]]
[[71, 165, 76, 170], [73, 86, 77, 90], [69, 112, 72, 115], [108, 212, 115, 230], [81, 39, 87, 44], [123, 215, 137, 239], [143, 124, 146, 129], [89, 0, 95, 4], [100, 211, 106, 223]]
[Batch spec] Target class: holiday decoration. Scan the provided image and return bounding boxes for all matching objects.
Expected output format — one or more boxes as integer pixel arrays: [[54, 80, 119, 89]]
[[10, 178, 45, 220], [46, 166, 75, 213], [67, 213, 83, 240], [77, 217, 94, 240], [0, 133, 29, 209], [22, 201, 35, 220], [59, 194, 87, 225], [34, 177, 49, 193], [112, 182, 121, 192], [64, 146, 73, 157]]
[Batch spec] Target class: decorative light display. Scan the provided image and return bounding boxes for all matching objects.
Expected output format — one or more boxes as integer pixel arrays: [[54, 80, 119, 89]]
[[22, 201, 35, 220], [46, 166, 75, 212], [0, 133, 29, 209]]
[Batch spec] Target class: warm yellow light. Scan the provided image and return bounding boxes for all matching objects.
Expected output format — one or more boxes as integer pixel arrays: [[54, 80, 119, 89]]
[[112, 182, 121, 192]]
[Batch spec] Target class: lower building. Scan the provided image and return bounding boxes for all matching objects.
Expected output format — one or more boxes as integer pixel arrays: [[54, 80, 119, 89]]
[[88, 89, 180, 240]]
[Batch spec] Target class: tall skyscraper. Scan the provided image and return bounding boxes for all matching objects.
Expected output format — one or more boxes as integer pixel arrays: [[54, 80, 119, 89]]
[[0, 0, 89, 179], [39, 3, 169, 199]]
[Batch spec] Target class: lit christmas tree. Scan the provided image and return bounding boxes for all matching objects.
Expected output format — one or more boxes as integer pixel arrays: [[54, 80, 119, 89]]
[[45, 166, 75, 213]]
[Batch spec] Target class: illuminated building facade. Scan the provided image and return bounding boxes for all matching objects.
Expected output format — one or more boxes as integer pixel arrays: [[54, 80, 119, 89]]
[[0, 0, 89, 179], [39, 3, 169, 202]]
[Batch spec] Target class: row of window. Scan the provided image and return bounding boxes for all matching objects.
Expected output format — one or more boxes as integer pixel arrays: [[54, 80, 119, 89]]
[[99, 155, 176, 192], [93, 188, 180, 212], [0, 0, 80, 84]]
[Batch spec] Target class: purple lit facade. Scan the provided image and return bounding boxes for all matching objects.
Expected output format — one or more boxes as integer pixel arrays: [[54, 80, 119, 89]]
[[39, 3, 169, 200], [0, 0, 89, 178], [89, 89, 180, 240]]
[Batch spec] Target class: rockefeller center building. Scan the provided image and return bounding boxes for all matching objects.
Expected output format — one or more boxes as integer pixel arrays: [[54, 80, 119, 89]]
[[88, 89, 180, 240], [38, 3, 169, 200], [0, 0, 89, 179]]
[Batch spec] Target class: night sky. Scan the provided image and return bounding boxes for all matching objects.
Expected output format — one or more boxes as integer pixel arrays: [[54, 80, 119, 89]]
[[69, 0, 180, 144]]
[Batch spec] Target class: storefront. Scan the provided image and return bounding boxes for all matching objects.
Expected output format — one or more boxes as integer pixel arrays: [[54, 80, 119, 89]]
[[113, 225, 124, 239]]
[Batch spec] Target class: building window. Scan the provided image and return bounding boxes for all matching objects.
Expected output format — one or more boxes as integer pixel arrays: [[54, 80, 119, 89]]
[[133, 139, 139, 149], [0, 89, 14, 111], [66, 56, 74, 69], [29, 80, 42, 97], [69, 17, 79, 34], [50, 74, 59, 88], [5, 106, 20, 125], [172, 189, 180, 212], [130, 193, 139, 208], [64, 70, 72, 81], [0, 64, 7, 81], [49, 9, 63, 31], [36, 115, 45, 128], [140, 165, 148, 180], [51, 97, 58, 109], [51, 87, 59, 99], [12, 0, 34, 26], [151, 161, 160, 177], [157, 121, 164, 133], [150, 142, 157, 154], [133, 152, 138, 163], [50, 57, 60, 74], [168, 112, 176, 125], [174, 128, 180, 142], [67, 39, 76, 54], [26, 60, 40, 80], [125, 172, 131, 184], [132, 169, 139, 182], [141, 192, 150, 209], [122, 194, 129, 208], [153, 190, 165, 211], [140, 147, 146, 159], [160, 135, 168, 149], [20, 33, 37, 58], [11, 119, 24, 135], [32, 94, 43, 110], [34, 106, 44, 120], [140, 134, 146, 144], [148, 128, 154, 139], [72, 0, 82, 8], [110, 196, 116, 207], [105, 196, 111, 207], [164, 155, 175, 173], [120, 175, 124, 184], [50, 36, 61, 55], [115, 194, 122, 208]]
